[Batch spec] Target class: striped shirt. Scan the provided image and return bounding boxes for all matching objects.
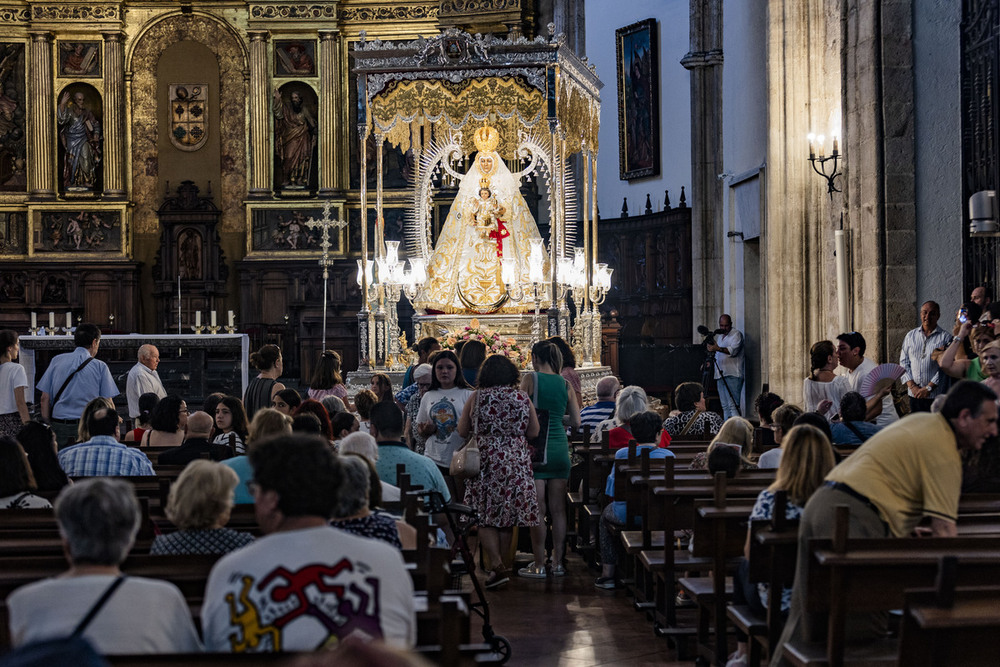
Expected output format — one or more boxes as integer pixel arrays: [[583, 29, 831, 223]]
[[579, 401, 615, 433], [898, 325, 951, 398], [58, 436, 155, 477]]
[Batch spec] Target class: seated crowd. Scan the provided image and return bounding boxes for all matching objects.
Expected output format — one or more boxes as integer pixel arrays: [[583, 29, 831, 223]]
[[4, 294, 1000, 665]]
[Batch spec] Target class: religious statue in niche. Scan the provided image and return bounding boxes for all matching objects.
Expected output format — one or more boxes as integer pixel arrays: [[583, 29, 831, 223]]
[[178, 228, 203, 279], [59, 42, 100, 77], [0, 273, 25, 302], [37, 210, 120, 253], [274, 41, 315, 77], [0, 44, 26, 192], [57, 87, 102, 192], [419, 125, 546, 313], [169, 84, 208, 152], [272, 87, 317, 190]]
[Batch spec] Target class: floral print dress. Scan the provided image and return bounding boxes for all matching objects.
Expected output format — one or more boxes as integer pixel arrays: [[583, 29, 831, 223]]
[[463, 386, 539, 527]]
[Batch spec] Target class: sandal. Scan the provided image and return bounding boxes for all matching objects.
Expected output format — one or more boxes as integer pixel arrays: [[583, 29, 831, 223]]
[[485, 566, 510, 590], [517, 562, 547, 579]]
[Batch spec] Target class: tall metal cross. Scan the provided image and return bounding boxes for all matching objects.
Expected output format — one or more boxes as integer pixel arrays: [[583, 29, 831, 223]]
[[305, 200, 347, 349]]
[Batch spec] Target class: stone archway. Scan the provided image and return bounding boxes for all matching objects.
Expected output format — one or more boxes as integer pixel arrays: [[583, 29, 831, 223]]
[[129, 14, 248, 235]]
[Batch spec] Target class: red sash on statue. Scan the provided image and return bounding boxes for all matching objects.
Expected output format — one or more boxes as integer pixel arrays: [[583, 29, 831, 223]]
[[488, 219, 510, 257]]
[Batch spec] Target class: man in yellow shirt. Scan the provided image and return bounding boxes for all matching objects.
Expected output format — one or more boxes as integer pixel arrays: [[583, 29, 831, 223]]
[[770, 380, 997, 666]]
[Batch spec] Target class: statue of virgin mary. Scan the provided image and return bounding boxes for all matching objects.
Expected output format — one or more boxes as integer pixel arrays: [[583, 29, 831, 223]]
[[416, 125, 548, 314]]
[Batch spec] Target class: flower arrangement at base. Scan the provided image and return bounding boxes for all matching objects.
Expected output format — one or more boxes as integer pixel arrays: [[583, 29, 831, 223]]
[[439, 318, 529, 369]]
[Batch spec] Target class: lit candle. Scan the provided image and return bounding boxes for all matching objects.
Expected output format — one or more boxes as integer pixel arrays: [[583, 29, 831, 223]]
[[66, 312, 72, 329], [30, 312, 36, 329], [48, 312, 55, 330], [228, 310, 235, 327], [195, 311, 201, 327], [210, 310, 217, 327]]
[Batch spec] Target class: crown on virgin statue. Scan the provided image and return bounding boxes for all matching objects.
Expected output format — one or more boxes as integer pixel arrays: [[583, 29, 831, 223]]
[[473, 124, 500, 153]]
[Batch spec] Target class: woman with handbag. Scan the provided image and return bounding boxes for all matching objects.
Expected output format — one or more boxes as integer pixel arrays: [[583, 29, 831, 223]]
[[458, 354, 541, 589], [518, 340, 581, 578]]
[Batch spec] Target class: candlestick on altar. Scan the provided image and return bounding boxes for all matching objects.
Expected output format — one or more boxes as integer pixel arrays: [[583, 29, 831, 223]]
[[210, 311, 217, 327], [48, 312, 55, 330], [30, 312, 36, 330], [177, 275, 182, 335], [66, 312, 72, 329], [228, 310, 234, 327]]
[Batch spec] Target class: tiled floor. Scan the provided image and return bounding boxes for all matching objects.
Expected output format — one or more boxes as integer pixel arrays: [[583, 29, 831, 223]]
[[475, 557, 696, 666]]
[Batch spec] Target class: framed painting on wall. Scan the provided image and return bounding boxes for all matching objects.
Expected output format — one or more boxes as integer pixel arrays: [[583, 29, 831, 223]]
[[616, 18, 659, 181]]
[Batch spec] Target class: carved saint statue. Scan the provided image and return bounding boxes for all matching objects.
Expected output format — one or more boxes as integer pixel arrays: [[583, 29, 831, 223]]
[[418, 125, 547, 313], [58, 91, 102, 191], [272, 89, 316, 189]]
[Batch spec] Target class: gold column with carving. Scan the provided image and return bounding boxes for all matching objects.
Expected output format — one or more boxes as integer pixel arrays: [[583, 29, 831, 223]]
[[101, 31, 125, 198], [248, 30, 270, 198], [318, 30, 339, 196], [28, 31, 55, 200]]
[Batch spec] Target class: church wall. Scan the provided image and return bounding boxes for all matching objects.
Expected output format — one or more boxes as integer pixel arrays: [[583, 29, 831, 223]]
[[721, 0, 767, 410], [584, 0, 691, 219], [913, 0, 962, 314]]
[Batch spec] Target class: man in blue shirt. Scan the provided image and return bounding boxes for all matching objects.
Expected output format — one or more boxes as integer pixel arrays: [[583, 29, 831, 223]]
[[899, 300, 950, 413], [37, 323, 119, 448], [58, 407, 155, 477], [580, 376, 619, 434], [370, 401, 450, 503]]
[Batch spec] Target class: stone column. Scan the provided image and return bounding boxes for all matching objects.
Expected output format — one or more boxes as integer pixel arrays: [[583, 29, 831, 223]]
[[318, 30, 339, 195], [28, 31, 56, 200], [101, 31, 126, 198], [682, 0, 724, 338], [247, 31, 271, 198]]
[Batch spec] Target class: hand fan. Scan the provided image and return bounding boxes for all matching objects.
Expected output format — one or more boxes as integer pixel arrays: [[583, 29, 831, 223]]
[[859, 363, 905, 397]]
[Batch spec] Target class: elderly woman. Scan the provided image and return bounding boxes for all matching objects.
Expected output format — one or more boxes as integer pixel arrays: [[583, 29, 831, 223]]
[[7, 478, 202, 653], [341, 430, 400, 503], [591, 385, 664, 448], [662, 382, 724, 438], [403, 363, 433, 454], [139, 394, 189, 447], [152, 460, 254, 555], [331, 453, 404, 549], [0, 436, 52, 508], [320, 395, 347, 417]]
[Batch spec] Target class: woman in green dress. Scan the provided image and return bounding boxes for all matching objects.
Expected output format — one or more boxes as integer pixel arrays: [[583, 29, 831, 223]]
[[518, 340, 581, 578]]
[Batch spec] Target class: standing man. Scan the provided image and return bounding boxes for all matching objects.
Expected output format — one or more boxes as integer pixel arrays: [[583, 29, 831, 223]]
[[125, 344, 166, 419], [37, 323, 118, 448], [706, 314, 744, 420], [835, 331, 898, 428], [770, 381, 997, 663], [899, 301, 951, 413]]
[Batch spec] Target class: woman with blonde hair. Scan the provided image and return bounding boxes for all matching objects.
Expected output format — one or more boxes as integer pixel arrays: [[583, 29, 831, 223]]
[[222, 407, 292, 505], [75, 396, 114, 446], [725, 424, 835, 667], [151, 460, 255, 555], [689, 416, 756, 470]]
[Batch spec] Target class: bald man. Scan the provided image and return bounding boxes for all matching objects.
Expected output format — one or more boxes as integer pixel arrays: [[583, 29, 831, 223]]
[[158, 411, 232, 465], [125, 344, 166, 418]]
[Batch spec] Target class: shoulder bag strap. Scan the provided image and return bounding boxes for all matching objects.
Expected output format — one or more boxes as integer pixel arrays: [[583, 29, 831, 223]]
[[844, 421, 870, 443], [533, 371, 540, 407], [51, 356, 96, 410], [471, 390, 479, 436], [71, 575, 126, 637], [679, 411, 700, 437]]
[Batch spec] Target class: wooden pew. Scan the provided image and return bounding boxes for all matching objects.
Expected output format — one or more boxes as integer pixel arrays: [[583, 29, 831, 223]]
[[896, 557, 1000, 667], [783, 507, 1000, 667]]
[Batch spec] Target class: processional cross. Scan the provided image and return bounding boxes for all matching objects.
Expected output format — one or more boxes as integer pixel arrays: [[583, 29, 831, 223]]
[[305, 201, 347, 349]]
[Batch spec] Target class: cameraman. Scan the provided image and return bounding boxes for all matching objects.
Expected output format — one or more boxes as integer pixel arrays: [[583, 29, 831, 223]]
[[705, 314, 745, 420]]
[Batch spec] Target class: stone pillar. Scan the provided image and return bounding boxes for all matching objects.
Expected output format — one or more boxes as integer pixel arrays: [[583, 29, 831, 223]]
[[101, 31, 126, 199], [318, 30, 339, 195], [247, 31, 271, 198], [28, 31, 56, 200], [682, 0, 724, 337]]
